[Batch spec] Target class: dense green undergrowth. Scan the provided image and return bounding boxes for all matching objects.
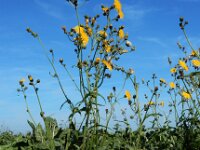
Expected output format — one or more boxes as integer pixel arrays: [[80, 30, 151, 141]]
[[1, 0, 200, 149]]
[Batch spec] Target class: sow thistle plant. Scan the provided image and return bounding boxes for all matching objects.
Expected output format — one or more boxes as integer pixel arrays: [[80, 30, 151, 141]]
[[1, 0, 200, 150]]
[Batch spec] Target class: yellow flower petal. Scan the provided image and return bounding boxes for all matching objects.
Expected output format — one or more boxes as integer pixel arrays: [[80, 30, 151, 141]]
[[102, 7, 109, 13], [105, 45, 111, 53], [114, 0, 124, 19], [191, 50, 198, 57], [73, 26, 89, 47], [179, 60, 189, 71], [125, 90, 131, 101], [170, 68, 176, 73], [98, 30, 107, 38], [19, 78, 25, 85], [192, 59, 200, 67], [147, 101, 154, 106], [160, 78, 166, 84], [169, 82, 176, 89], [159, 101, 164, 107], [118, 28, 124, 39], [95, 57, 101, 64], [86, 27, 92, 37], [181, 91, 191, 100], [102, 60, 113, 70]]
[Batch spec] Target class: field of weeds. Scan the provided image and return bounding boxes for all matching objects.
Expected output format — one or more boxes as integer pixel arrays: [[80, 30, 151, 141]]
[[0, 0, 200, 149]]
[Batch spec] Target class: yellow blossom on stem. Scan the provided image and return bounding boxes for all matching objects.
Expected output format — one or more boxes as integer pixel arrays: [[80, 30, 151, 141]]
[[102, 60, 113, 70], [147, 101, 154, 106], [192, 59, 200, 67], [159, 101, 164, 107], [86, 27, 92, 37], [73, 26, 89, 47], [179, 60, 189, 71], [160, 78, 166, 84], [105, 45, 111, 53], [170, 68, 176, 73], [98, 30, 107, 38], [95, 57, 101, 64], [169, 82, 176, 89], [181, 91, 191, 100], [102, 7, 109, 13], [191, 50, 198, 57], [19, 78, 25, 85], [118, 28, 124, 39], [125, 90, 131, 101], [114, 0, 124, 19]]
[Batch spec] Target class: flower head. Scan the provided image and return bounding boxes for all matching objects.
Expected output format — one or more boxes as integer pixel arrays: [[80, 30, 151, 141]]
[[73, 26, 89, 47], [125, 90, 131, 101], [169, 82, 176, 89], [19, 78, 25, 85], [147, 101, 155, 106], [118, 28, 124, 39], [191, 50, 198, 57], [98, 30, 107, 38], [105, 45, 111, 53], [181, 91, 191, 100], [114, 0, 124, 19], [160, 78, 166, 84], [95, 57, 101, 64], [86, 27, 92, 37], [192, 59, 200, 67], [102, 60, 113, 70], [170, 68, 176, 74], [102, 6, 109, 14], [179, 60, 189, 71], [159, 101, 164, 107]]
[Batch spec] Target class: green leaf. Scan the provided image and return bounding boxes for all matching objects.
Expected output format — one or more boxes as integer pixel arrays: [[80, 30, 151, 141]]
[[35, 123, 44, 142]]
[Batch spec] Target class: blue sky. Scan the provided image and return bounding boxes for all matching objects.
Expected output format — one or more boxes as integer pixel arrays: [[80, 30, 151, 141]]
[[0, 0, 200, 133]]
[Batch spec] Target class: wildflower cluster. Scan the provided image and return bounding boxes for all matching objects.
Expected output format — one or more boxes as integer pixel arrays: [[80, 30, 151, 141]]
[[3, 1, 199, 150]]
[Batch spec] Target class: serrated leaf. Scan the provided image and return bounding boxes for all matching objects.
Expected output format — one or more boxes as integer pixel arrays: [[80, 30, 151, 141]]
[[35, 123, 44, 142]]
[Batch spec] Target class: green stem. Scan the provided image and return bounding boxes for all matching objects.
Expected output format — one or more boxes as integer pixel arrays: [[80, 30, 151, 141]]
[[32, 84, 44, 117], [37, 37, 74, 110], [21, 87, 36, 126]]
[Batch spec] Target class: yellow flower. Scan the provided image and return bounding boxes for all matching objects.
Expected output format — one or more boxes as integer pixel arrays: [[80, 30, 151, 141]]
[[125, 90, 131, 101], [86, 27, 92, 37], [169, 82, 176, 89], [191, 50, 198, 57], [19, 78, 25, 85], [102, 7, 109, 13], [105, 45, 111, 53], [170, 68, 176, 73], [147, 101, 154, 106], [95, 57, 101, 64], [102, 60, 113, 70], [114, 0, 124, 19], [98, 30, 107, 38], [179, 60, 189, 71], [118, 28, 124, 39], [28, 75, 33, 82], [73, 26, 89, 47], [192, 59, 200, 67], [159, 101, 164, 107], [181, 91, 191, 100], [160, 78, 166, 84]]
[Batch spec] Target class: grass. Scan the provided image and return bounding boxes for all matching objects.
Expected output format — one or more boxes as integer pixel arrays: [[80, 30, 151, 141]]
[[0, 0, 200, 149]]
